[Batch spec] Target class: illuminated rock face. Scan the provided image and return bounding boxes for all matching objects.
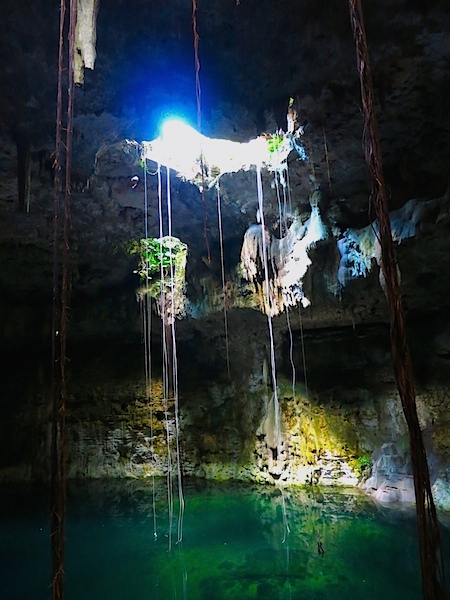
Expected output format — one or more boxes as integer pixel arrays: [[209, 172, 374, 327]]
[[0, 1, 450, 504], [2, 318, 450, 509]]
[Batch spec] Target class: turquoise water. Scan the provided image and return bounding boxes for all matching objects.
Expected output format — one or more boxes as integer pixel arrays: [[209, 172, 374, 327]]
[[1, 479, 449, 599]]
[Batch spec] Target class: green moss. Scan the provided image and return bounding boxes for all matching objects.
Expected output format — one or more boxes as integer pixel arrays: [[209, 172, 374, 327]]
[[354, 454, 371, 476], [278, 378, 362, 467]]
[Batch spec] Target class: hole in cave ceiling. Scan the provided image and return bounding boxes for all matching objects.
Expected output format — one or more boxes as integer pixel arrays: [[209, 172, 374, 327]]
[[140, 117, 302, 191]]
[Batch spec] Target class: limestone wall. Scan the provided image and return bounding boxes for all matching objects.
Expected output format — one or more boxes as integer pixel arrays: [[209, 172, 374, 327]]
[[1, 335, 449, 509]]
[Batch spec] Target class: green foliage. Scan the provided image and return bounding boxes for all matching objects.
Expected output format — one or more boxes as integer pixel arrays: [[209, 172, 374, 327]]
[[129, 235, 188, 321], [130, 237, 187, 281], [356, 454, 371, 475], [138, 158, 154, 174], [267, 133, 284, 154]]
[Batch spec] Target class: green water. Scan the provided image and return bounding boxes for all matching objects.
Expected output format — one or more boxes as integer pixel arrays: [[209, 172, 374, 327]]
[[1, 479, 449, 599]]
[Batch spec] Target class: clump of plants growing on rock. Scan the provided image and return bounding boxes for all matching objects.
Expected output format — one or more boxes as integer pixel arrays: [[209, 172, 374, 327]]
[[355, 454, 371, 476], [129, 237, 186, 280], [267, 132, 284, 154], [129, 236, 188, 322]]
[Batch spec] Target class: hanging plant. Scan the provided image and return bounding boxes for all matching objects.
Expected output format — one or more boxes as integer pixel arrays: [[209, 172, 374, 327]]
[[129, 237, 186, 281], [130, 236, 188, 323]]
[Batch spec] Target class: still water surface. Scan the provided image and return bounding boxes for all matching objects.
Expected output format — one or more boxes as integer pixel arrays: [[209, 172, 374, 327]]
[[1, 479, 449, 599]]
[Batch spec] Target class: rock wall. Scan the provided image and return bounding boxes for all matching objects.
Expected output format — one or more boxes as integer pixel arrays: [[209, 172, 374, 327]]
[[1, 318, 449, 508]]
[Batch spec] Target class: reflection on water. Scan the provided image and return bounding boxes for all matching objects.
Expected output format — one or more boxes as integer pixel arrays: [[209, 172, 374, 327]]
[[1, 479, 449, 599]]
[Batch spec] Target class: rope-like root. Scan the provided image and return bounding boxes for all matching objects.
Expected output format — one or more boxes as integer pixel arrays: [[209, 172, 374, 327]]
[[349, 1, 446, 597], [51, 1, 77, 598]]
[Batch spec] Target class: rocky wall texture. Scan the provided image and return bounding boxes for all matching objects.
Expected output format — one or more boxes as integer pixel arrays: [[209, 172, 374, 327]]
[[1, 318, 449, 508], [0, 0, 449, 516], [0, 24, 449, 594]]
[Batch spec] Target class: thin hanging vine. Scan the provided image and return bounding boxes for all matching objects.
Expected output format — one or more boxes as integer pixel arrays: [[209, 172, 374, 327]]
[[134, 162, 187, 550], [216, 183, 231, 378], [192, 0, 211, 263], [51, 1, 76, 598]]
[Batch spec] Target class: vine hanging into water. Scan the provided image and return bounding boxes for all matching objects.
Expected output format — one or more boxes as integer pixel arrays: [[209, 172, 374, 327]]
[[348, 1, 446, 597]]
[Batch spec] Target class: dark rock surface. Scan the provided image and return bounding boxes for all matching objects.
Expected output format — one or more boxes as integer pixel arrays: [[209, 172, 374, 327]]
[[1, 0, 450, 503]]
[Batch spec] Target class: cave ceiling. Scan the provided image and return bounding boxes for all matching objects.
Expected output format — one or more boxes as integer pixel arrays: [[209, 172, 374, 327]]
[[0, 0, 449, 345]]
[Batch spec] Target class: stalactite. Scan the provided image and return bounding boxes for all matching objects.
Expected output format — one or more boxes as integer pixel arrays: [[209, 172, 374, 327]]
[[74, 0, 99, 85], [348, 1, 446, 598], [240, 190, 326, 316]]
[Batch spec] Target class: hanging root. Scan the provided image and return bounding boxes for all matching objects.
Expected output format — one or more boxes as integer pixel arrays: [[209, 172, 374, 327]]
[[349, 1, 446, 597], [217, 185, 231, 378], [322, 124, 332, 194]]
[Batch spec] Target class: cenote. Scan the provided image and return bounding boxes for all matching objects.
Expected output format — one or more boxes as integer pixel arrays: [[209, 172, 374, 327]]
[[2, 2, 450, 599], [2, 479, 449, 600]]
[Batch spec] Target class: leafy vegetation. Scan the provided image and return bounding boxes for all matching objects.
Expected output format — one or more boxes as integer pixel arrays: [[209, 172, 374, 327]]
[[267, 132, 284, 154], [129, 236, 187, 281], [356, 454, 371, 475], [129, 236, 188, 322]]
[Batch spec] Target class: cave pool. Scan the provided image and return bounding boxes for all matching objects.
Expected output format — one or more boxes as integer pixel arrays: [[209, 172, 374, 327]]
[[1, 478, 449, 599]]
